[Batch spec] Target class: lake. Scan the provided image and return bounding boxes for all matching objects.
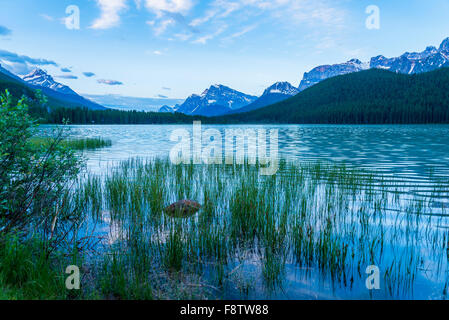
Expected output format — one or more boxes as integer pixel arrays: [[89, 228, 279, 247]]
[[42, 124, 449, 178], [40, 124, 449, 299]]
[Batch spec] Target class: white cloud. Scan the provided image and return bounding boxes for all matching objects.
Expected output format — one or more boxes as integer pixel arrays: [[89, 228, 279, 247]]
[[190, 9, 218, 27], [174, 33, 193, 41], [194, 0, 346, 28], [225, 24, 257, 40], [150, 18, 176, 35], [182, 0, 347, 47], [91, 0, 128, 30], [97, 79, 124, 85], [193, 25, 227, 44], [189, 0, 241, 27], [144, 0, 193, 14], [284, 0, 346, 27], [40, 14, 54, 21]]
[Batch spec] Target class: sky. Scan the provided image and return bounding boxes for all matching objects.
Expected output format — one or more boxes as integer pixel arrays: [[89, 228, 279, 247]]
[[1, 0, 449, 101]]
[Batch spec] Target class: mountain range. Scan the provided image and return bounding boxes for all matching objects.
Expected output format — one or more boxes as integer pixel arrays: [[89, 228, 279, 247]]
[[219, 67, 449, 124], [298, 37, 449, 91], [172, 84, 258, 117], [159, 82, 300, 116], [229, 82, 300, 114], [162, 37, 449, 117], [0, 65, 106, 110]]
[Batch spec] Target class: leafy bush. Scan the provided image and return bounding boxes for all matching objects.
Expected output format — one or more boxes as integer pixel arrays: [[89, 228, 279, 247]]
[[0, 90, 84, 247]]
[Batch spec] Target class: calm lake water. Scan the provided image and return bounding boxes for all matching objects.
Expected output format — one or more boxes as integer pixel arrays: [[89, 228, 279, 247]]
[[40, 124, 449, 300], [42, 124, 449, 179]]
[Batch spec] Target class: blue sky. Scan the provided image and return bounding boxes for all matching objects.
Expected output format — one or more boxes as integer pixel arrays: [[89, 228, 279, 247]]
[[1, 0, 449, 100]]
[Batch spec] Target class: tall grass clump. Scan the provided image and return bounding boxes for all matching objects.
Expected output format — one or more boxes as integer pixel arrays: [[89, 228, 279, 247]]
[[30, 137, 112, 151], [0, 233, 67, 299]]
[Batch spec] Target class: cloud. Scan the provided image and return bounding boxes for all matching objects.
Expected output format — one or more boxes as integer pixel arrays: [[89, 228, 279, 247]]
[[190, 10, 217, 27], [189, 1, 240, 27], [40, 14, 54, 21], [56, 75, 78, 79], [153, 50, 163, 55], [174, 33, 192, 41], [144, 0, 193, 14], [134, 0, 142, 10], [193, 25, 227, 44], [143, 1, 198, 36], [61, 67, 71, 72], [97, 79, 124, 85], [166, 11, 199, 32], [157, 94, 168, 98], [0, 49, 57, 66], [83, 72, 96, 77], [148, 11, 198, 36], [162, 87, 171, 90], [0, 49, 58, 75], [283, 0, 346, 27], [0, 25, 12, 36], [223, 24, 257, 41], [150, 18, 175, 35], [91, 0, 128, 29], [189, 0, 347, 43]]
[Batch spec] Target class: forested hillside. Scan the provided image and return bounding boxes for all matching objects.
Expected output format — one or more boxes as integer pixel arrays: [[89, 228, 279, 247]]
[[217, 68, 449, 124]]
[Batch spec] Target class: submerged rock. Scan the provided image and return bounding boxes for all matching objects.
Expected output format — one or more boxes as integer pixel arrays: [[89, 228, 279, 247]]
[[164, 200, 201, 218]]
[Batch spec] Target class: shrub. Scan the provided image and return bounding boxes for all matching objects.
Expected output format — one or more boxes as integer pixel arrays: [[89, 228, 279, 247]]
[[0, 90, 84, 249]]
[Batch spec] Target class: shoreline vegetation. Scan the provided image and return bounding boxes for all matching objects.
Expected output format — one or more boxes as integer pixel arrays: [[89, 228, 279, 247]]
[[1, 90, 449, 300], [29, 137, 112, 151]]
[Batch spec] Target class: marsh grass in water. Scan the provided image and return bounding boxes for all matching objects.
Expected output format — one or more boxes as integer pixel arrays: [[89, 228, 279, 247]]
[[70, 158, 449, 299], [30, 137, 112, 151]]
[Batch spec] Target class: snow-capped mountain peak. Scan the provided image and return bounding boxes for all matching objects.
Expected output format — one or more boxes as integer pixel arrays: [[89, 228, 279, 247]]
[[176, 84, 257, 116], [22, 69, 77, 96], [298, 37, 449, 91], [262, 82, 299, 96], [159, 105, 175, 113], [298, 59, 369, 91], [15, 68, 105, 110]]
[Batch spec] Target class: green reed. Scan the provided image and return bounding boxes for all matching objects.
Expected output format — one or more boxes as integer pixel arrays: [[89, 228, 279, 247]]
[[30, 137, 112, 151], [70, 157, 449, 299]]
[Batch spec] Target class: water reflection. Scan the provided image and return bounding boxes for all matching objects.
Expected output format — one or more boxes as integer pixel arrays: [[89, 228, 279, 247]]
[[39, 124, 449, 180]]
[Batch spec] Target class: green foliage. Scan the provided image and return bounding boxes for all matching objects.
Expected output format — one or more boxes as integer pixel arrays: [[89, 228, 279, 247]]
[[44, 107, 203, 125], [0, 90, 84, 243], [30, 137, 112, 151], [0, 233, 66, 299], [98, 253, 154, 300]]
